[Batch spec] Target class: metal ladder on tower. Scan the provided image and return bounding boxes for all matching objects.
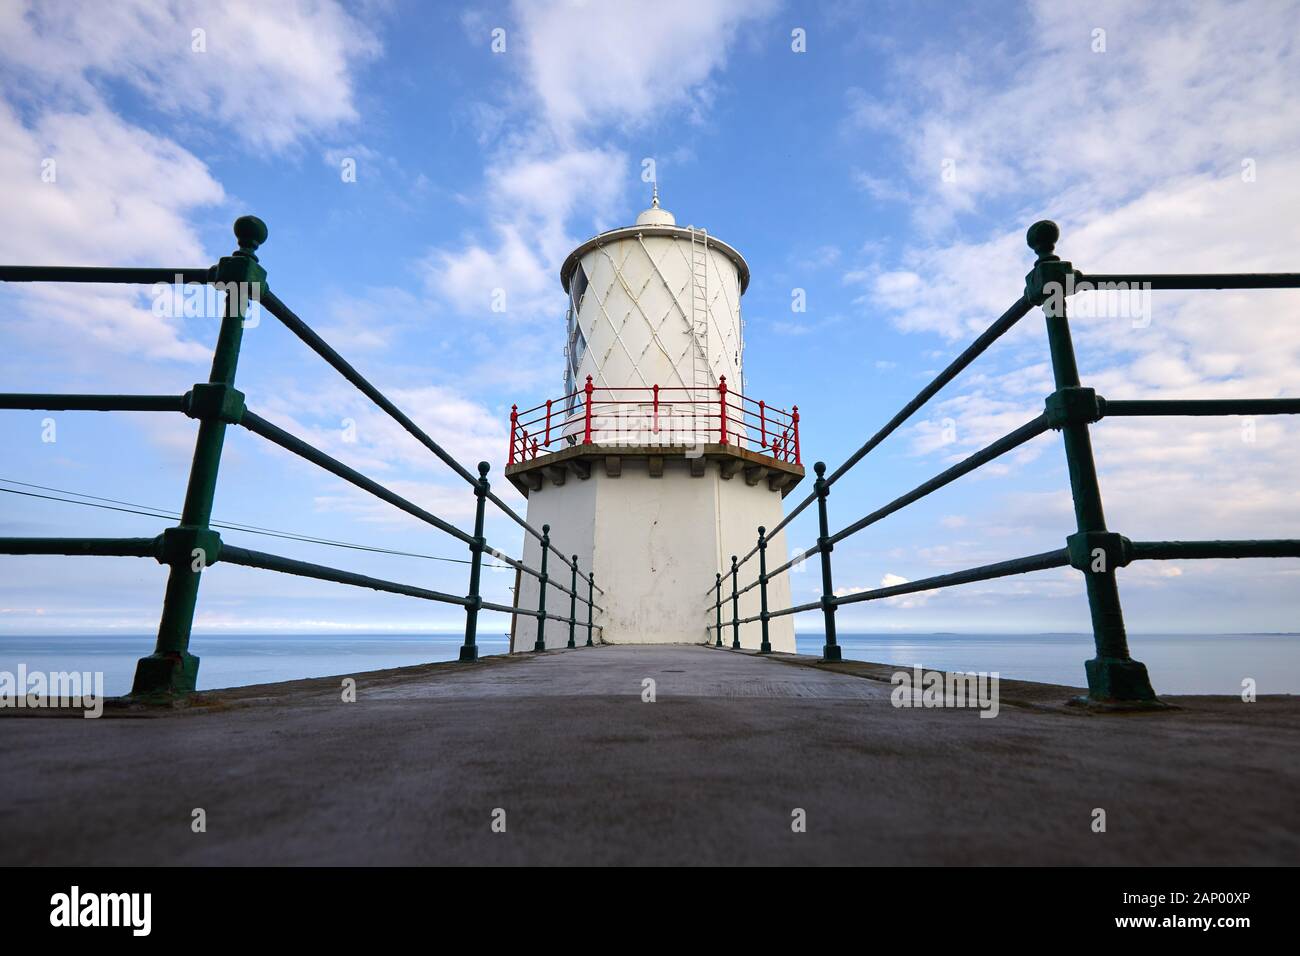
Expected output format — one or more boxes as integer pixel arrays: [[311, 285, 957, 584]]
[[689, 226, 710, 438]]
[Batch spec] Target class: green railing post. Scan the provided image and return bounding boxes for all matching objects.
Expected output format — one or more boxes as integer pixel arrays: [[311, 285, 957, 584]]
[[814, 461, 841, 661], [586, 572, 595, 646], [533, 524, 550, 652], [714, 572, 723, 647], [567, 554, 578, 648], [459, 461, 490, 663], [730, 555, 740, 649], [757, 526, 772, 654], [1026, 220, 1156, 702], [131, 216, 267, 698]]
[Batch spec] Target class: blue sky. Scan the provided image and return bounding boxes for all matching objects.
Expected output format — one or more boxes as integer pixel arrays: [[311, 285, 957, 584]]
[[1, 0, 1297, 637]]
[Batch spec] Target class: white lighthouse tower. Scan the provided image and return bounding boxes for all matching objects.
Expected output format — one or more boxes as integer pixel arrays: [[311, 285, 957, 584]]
[[506, 191, 804, 650]]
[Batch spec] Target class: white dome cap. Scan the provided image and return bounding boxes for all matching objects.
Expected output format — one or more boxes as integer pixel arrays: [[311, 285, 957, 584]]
[[634, 185, 676, 226]]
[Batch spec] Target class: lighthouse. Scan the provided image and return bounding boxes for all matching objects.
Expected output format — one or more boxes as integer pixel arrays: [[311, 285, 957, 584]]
[[505, 191, 804, 650]]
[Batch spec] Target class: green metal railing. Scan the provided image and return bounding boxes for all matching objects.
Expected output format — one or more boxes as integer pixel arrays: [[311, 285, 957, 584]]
[[0, 216, 604, 698], [708, 220, 1300, 702]]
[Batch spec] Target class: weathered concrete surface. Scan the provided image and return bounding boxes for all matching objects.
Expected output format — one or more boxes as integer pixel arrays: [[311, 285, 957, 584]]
[[2, 644, 1297, 865]]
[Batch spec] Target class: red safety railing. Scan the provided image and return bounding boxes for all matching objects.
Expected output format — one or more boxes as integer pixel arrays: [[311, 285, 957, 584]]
[[508, 376, 800, 467]]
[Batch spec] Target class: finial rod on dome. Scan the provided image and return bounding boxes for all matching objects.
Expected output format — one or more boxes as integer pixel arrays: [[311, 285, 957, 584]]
[[651, 181, 660, 208]]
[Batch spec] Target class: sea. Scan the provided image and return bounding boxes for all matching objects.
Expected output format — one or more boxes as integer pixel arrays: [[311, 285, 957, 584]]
[[0, 631, 1296, 697]]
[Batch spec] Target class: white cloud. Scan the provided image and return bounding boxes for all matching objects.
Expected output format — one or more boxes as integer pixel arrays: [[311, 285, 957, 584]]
[[421, 146, 628, 326], [847, 0, 1300, 231], [424, 0, 778, 338], [836, 572, 938, 610], [839, 0, 1300, 630], [0, 103, 222, 267], [0, 0, 380, 150], [513, 0, 778, 135], [853, 171, 910, 204], [0, 0, 380, 363], [0, 101, 225, 361], [315, 286, 426, 354]]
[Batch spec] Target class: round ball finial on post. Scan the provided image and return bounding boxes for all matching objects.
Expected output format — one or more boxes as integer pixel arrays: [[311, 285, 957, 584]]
[[477, 461, 490, 477], [1026, 220, 1059, 261], [813, 460, 826, 477], [233, 215, 268, 259]]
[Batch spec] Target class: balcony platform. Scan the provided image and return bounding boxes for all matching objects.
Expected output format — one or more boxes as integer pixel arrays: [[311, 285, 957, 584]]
[[504, 441, 805, 498]]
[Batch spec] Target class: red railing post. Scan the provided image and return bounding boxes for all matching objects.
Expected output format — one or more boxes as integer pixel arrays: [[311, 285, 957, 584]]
[[652, 383, 660, 434], [583, 374, 594, 444], [544, 398, 553, 449], [792, 405, 801, 465], [759, 399, 767, 448], [521, 429, 529, 460], [718, 375, 728, 446], [508, 404, 518, 465], [532, 436, 539, 459]]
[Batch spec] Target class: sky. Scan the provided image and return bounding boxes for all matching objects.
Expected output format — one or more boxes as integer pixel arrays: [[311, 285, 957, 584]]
[[0, 0, 1297, 638]]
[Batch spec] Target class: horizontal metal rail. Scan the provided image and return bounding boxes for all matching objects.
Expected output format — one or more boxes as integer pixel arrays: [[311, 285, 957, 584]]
[[0, 479, 512, 567], [828, 414, 1052, 547], [1128, 539, 1300, 561], [715, 549, 1073, 631], [833, 548, 1072, 607], [481, 544, 595, 608], [261, 291, 480, 488], [728, 295, 1035, 575], [220, 545, 469, 606], [479, 599, 605, 631], [717, 598, 823, 629], [706, 221, 1300, 693], [739, 493, 818, 571], [226, 543, 603, 628], [1080, 272, 1300, 290], [478, 600, 569, 625], [721, 542, 825, 602], [0, 536, 157, 558], [826, 296, 1034, 488], [259, 291, 606, 624], [1104, 398, 1300, 417], [0, 265, 210, 285], [0, 217, 605, 696], [716, 537, 1300, 627], [508, 556, 571, 601], [738, 395, 1294, 590], [767, 599, 824, 620], [0, 393, 186, 413], [765, 542, 822, 583], [239, 410, 473, 546], [484, 488, 602, 593]]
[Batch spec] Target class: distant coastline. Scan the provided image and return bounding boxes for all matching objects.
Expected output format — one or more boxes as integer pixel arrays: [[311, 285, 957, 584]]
[[1, 631, 1296, 697]]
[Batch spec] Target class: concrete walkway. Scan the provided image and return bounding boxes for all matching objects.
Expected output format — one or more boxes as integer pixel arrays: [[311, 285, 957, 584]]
[[2, 644, 1297, 865]]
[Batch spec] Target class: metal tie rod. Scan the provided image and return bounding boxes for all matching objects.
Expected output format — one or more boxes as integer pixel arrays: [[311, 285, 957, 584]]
[[261, 291, 479, 487], [829, 414, 1051, 547], [731, 295, 1035, 574], [240, 410, 473, 546], [220, 545, 470, 606]]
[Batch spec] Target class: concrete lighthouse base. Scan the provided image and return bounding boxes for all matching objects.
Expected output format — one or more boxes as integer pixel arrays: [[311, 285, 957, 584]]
[[506, 444, 804, 651]]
